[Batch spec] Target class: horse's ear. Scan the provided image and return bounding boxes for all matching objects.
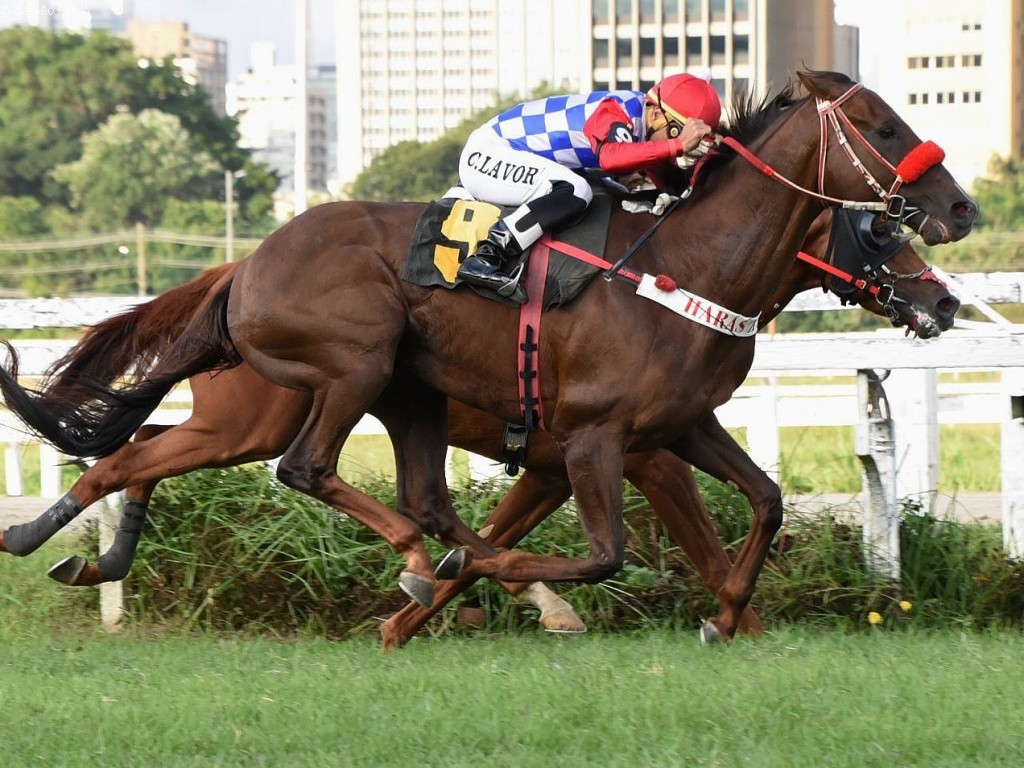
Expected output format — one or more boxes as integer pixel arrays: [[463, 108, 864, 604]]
[[797, 70, 855, 101]]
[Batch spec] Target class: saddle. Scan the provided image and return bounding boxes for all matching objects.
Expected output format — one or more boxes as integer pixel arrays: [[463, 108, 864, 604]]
[[403, 188, 615, 308]]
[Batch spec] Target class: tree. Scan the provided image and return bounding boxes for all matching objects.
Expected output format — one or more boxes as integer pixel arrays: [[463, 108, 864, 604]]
[[0, 27, 271, 217], [52, 109, 219, 229]]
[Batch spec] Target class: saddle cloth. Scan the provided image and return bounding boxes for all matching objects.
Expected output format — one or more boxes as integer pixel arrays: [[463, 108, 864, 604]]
[[403, 188, 614, 308]]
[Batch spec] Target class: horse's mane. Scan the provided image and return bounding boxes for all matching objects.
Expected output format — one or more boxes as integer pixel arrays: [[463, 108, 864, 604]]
[[703, 70, 858, 181]]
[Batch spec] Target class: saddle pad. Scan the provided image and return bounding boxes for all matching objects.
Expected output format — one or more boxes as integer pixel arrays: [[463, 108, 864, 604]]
[[403, 191, 614, 308]]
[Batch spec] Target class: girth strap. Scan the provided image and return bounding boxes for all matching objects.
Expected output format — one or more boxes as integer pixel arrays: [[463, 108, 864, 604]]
[[502, 236, 552, 475]]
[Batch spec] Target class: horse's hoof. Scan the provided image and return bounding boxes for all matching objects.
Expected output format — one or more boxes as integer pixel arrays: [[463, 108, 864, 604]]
[[699, 620, 726, 646], [434, 547, 467, 580], [540, 607, 587, 635], [398, 571, 435, 608], [47, 555, 88, 586]]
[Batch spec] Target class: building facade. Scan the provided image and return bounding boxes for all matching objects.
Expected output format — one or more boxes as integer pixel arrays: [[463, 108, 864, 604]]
[[126, 19, 229, 117], [334, 0, 590, 190], [227, 43, 330, 210], [588, 0, 857, 101], [850, 0, 1024, 188]]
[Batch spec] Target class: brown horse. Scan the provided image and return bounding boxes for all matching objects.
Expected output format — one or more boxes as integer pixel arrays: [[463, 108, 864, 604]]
[[0, 207, 957, 642], [0, 72, 977, 643]]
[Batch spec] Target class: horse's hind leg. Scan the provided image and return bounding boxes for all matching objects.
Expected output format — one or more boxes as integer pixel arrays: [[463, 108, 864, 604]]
[[624, 451, 764, 636], [669, 415, 783, 643], [47, 367, 311, 586], [44, 423, 173, 586], [275, 384, 437, 607]]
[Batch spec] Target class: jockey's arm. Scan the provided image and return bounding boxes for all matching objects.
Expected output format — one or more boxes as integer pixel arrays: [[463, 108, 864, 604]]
[[584, 98, 685, 174]]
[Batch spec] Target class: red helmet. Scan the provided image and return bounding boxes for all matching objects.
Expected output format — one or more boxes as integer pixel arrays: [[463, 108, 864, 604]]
[[647, 73, 721, 130]]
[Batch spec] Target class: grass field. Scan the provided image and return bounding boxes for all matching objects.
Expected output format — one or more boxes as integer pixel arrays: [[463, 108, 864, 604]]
[[2, 627, 1023, 767], [3, 548, 1024, 767]]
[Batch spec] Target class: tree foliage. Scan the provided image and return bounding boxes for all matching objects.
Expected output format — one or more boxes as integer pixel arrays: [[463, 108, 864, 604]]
[[52, 109, 219, 229], [0, 26, 274, 224]]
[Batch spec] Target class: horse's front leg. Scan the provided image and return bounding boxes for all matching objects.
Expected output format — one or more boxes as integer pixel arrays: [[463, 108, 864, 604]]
[[623, 450, 764, 636], [455, 428, 627, 584], [669, 414, 783, 643]]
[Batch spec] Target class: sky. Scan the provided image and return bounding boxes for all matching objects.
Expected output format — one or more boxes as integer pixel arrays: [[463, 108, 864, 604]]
[[131, 0, 336, 78], [0, 0, 337, 79]]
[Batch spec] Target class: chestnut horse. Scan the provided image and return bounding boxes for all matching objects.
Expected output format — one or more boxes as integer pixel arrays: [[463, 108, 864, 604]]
[[0, 72, 977, 643], [0, 208, 958, 646]]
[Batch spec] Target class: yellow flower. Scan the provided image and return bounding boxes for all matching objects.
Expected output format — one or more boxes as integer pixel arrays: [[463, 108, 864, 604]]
[[899, 600, 912, 612], [867, 611, 883, 625]]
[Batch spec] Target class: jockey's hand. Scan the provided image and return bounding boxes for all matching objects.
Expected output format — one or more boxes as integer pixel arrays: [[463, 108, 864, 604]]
[[616, 171, 653, 192], [678, 118, 713, 153]]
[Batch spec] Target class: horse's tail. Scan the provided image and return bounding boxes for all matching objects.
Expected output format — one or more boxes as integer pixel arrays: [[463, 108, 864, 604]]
[[43, 262, 241, 398], [0, 276, 240, 459]]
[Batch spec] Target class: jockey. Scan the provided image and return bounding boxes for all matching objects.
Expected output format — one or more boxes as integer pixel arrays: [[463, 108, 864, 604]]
[[456, 70, 722, 297]]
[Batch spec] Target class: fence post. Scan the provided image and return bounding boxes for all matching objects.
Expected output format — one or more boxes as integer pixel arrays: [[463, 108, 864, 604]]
[[1002, 368, 1024, 557], [887, 368, 940, 505], [98, 494, 124, 631], [855, 369, 900, 579]]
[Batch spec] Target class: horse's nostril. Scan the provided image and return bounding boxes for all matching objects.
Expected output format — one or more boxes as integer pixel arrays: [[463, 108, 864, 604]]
[[953, 200, 978, 223], [937, 296, 960, 321]]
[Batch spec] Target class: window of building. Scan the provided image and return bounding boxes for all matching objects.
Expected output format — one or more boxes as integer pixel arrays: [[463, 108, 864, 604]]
[[593, 38, 610, 68], [733, 34, 749, 65], [733, 77, 750, 99], [685, 0, 702, 23], [640, 37, 656, 67], [710, 0, 725, 22], [640, 0, 656, 24], [733, 0, 750, 20], [592, 0, 609, 24], [921, 93, 929, 104], [685, 35, 703, 66], [616, 0, 632, 25], [961, 53, 982, 67], [593, 79, 610, 91], [616, 38, 634, 68], [663, 36, 680, 66], [663, 0, 679, 22], [615, 79, 634, 90], [710, 35, 725, 66]]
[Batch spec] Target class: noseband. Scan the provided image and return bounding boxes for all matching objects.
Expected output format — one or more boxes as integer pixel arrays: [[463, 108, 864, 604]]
[[816, 83, 947, 230]]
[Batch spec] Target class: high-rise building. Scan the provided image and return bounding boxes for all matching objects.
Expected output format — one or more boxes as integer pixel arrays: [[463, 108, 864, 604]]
[[588, 0, 857, 101], [334, 0, 590, 191], [227, 43, 329, 212], [850, 0, 1024, 189], [126, 20, 229, 116]]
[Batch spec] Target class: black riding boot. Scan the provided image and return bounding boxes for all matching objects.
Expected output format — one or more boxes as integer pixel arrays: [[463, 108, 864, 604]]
[[457, 220, 524, 296]]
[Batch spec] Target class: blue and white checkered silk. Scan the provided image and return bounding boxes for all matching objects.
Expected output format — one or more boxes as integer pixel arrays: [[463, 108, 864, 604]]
[[489, 91, 646, 169]]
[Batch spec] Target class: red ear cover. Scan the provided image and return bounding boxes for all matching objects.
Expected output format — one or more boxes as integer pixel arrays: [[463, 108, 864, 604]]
[[896, 140, 945, 183]]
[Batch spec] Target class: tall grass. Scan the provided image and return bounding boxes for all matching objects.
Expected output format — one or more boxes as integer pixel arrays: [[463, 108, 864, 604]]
[[59, 464, 1018, 638]]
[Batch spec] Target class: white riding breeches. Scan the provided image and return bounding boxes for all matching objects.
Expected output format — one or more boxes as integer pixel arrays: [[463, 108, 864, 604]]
[[459, 126, 594, 209]]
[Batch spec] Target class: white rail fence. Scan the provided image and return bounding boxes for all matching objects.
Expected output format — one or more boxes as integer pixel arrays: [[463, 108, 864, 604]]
[[1, 271, 1023, 627]]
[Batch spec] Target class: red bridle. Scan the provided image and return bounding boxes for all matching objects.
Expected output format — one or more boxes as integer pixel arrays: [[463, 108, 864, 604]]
[[708, 82, 947, 227]]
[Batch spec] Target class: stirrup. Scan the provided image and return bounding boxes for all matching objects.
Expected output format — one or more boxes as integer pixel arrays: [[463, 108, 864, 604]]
[[496, 261, 526, 298]]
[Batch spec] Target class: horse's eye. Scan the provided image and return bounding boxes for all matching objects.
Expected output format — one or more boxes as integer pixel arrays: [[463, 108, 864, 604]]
[[878, 126, 897, 140]]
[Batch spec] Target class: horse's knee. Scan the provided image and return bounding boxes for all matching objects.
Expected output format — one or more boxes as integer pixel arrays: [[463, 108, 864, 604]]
[[755, 486, 784, 534], [275, 459, 324, 494], [581, 545, 624, 583]]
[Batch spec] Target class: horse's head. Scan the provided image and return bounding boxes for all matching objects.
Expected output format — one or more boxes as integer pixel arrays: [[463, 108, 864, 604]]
[[797, 209, 959, 339], [798, 71, 978, 246]]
